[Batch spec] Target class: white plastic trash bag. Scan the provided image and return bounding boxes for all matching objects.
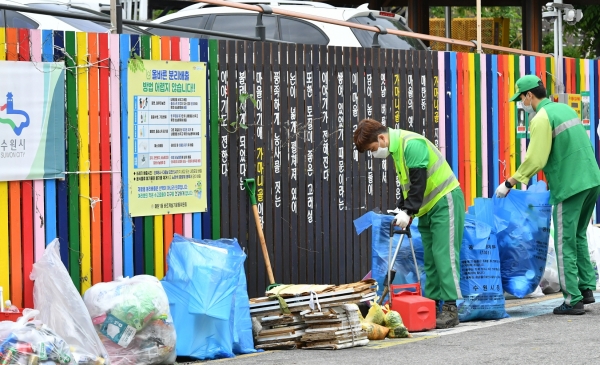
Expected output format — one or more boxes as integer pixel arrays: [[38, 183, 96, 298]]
[[586, 224, 600, 290], [30, 239, 109, 364], [83, 275, 177, 365], [540, 219, 560, 294]]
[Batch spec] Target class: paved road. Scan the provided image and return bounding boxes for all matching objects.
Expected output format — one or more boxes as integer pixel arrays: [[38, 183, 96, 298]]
[[196, 292, 600, 365]]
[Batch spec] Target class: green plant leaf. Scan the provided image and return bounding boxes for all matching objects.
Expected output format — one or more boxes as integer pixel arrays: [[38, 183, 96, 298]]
[[239, 123, 248, 130]]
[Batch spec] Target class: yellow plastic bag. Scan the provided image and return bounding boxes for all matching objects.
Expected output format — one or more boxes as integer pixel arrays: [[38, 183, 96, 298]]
[[364, 303, 385, 325], [361, 322, 389, 340]]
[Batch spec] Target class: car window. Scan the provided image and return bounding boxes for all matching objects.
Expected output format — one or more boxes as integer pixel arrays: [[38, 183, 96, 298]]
[[280, 17, 328, 45], [6, 10, 39, 29], [210, 14, 278, 40], [149, 16, 208, 38], [349, 16, 427, 50], [27, 4, 144, 34]]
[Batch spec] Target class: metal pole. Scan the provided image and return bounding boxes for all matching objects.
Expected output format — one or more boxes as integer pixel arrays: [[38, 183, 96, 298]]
[[110, 0, 118, 34], [556, 0, 564, 94], [445, 6, 451, 51], [476, 0, 482, 53]]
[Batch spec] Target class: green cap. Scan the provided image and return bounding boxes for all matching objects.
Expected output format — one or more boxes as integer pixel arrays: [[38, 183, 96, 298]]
[[509, 75, 542, 102]]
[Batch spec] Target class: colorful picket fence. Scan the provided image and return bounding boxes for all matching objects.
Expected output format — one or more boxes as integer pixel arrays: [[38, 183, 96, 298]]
[[0, 28, 598, 301]]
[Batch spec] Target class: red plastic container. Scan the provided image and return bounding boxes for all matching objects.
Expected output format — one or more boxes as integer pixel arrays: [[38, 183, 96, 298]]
[[0, 309, 23, 322], [390, 283, 436, 332]]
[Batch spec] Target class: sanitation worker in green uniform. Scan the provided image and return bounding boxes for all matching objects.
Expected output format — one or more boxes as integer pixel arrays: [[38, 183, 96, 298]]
[[496, 75, 600, 315], [354, 118, 465, 328]]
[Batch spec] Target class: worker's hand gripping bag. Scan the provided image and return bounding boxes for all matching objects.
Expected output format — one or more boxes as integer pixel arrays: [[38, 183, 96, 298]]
[[160, 234, 256, 360], [30, 239, 110, 364], [457, 214, 509, 322], [83, 275, 177, 365], [492, 181, 552, 298], [354, 211, 426, 302]]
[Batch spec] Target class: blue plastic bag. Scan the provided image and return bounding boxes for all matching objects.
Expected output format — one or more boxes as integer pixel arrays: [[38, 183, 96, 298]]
[[161, 234, 256, 360], [457, 215, 509, 322], [354, 211, 425, 300], [493, 181, 552, 298]]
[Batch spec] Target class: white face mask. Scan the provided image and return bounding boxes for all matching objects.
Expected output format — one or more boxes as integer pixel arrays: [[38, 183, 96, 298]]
[[523, 93, 535, 114], [372, 139, 389, 159]]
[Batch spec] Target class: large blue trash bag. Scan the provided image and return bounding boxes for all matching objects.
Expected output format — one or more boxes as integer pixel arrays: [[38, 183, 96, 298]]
[[354, 211, 426, 301], [492, 181, 552, 298], [161, 234, 257, 360], [457, 214, 509, 322]]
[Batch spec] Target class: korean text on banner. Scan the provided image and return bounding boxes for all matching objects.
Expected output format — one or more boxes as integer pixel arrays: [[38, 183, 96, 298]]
[[127, 60, 208, 217], [0, 61, 65, 181]]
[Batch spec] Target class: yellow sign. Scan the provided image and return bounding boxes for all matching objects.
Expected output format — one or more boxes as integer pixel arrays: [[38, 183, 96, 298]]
[[128, 60, 208, 217], [568, 94, 582, 119]]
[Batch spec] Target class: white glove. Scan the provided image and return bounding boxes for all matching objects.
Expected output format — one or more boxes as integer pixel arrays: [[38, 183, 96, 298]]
[[495, 181, 511, 198], [394, 210, 411, 228]]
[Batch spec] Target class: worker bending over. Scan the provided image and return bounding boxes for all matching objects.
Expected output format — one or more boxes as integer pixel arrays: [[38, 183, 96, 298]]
[[354, 119, 465, 329], [496, 75, 600, 315]]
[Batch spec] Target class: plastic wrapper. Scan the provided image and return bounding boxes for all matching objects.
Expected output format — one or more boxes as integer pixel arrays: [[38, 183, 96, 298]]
[[457, 213, 509, 322], [354, 211, 425, 301], [30, 239, 109, 364], [493, 181, 552, 298], [363, 303, 385, 325], [161, 234, 256, 360], [83, 275, 176, 365], [0, 309, 84, 365], [360, 323, 388, 340], [383, 310, 410, 339]]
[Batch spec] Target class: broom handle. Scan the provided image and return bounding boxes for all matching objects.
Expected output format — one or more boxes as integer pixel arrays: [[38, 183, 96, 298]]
[[252, 204, 275, 284]]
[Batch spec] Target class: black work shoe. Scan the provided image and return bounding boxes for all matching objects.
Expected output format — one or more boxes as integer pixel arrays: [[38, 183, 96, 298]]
[[436, 303, 459, 329], [582, 289, 595, 305], [553, 301, 585, 315]]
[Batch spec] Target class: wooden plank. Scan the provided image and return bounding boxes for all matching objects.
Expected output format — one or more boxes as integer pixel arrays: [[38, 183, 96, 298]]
[[109, 34, 123, 279], [475, 53, 483, 197], [328, 46, 338, 284], [385, 49, 395, 210], [342, 46, 352, 283], [53, 31, 70, 270], [16, 29, 34, 308], [369, 47, 381, 218], [218, 40, 230, 240], [149, 35, 163, 279], [320, 44, 332, 284], [287, 43, 300, 284], [296, 44, 307, 286], [160, 36, 174, 271], [280, 43, 291, 286], [303, 44, 315, 284], [209, 39, 220, 239], [0, 27, 9, 301], [98, 33, 113, 282], [312, 44, 323, 283], [170, 36, 184, 238], [243, 41, 257, 290], [65, 31, 82, 291], [138, 34, 154, 277], [29, 29, 46, 265], [119, 34, 134, 278], [130, 35, 144, 276], [350, 47, 363, 278], [7, 28, 22, 307], [41, 30, 57, 251], [180, 37, 193, 239], [87, 32, 102, 285], [357, 47, 369, 275], [76, 32, 92, 292], [269, 42, 283, 282], [250, 41, 265, 288]]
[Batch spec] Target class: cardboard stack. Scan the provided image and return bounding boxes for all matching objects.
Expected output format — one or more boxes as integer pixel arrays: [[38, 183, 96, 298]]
[[249, 280, 376, 350]]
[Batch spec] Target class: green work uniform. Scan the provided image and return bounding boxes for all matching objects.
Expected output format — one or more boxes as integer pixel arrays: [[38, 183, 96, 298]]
[[388, 128, 465, 301], [513, 99, 600, 306]]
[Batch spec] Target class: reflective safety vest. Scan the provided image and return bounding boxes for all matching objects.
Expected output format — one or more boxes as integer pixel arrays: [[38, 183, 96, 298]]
[[389, 128, 460, 217], [536, 99, 600, 204]]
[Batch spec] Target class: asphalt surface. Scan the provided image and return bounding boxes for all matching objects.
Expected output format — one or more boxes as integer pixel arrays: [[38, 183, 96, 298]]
[[196, 292, 600, 365]]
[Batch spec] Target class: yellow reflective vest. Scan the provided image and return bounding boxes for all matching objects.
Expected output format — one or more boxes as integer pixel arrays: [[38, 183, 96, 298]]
[[388, 128, 460, 217]]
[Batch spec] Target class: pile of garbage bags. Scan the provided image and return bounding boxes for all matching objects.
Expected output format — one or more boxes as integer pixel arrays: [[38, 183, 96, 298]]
[[30, 239, 110, 364], [84, 276, 176, 365], [161, 234, 256, 360]]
